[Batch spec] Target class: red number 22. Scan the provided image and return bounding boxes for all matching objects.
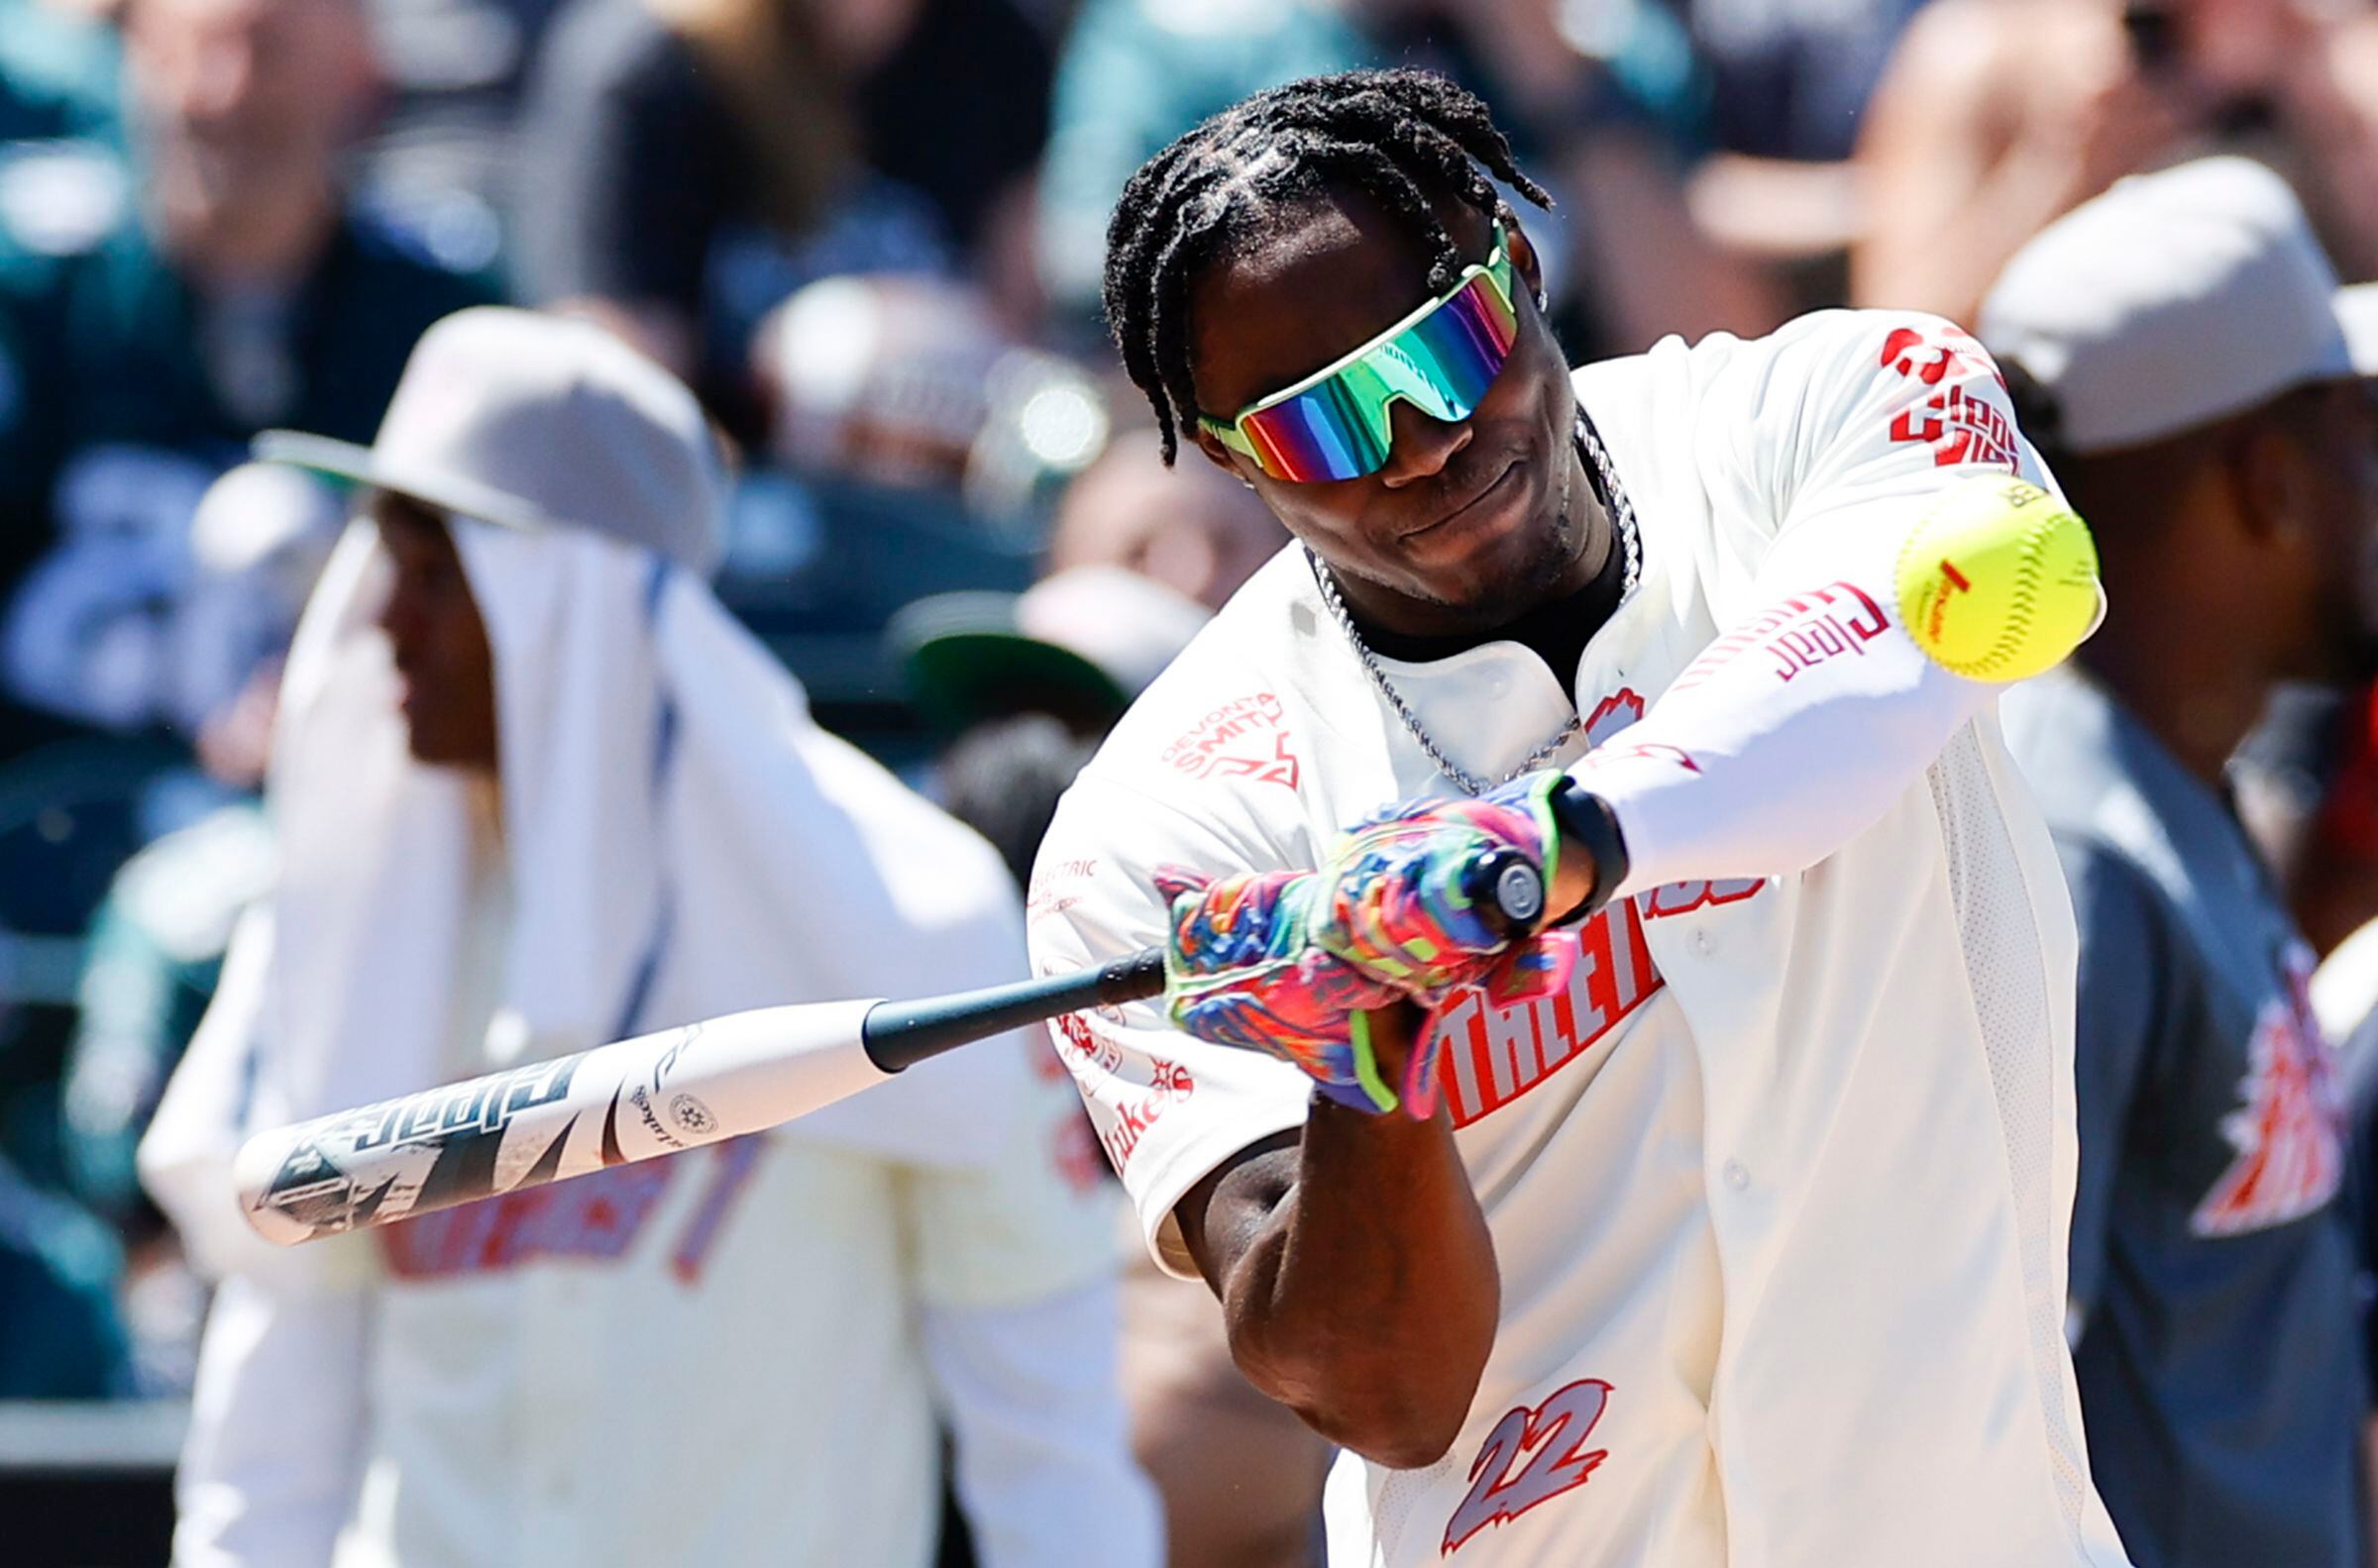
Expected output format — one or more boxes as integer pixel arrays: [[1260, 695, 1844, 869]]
[[1442, 1379, 1613, 1556]]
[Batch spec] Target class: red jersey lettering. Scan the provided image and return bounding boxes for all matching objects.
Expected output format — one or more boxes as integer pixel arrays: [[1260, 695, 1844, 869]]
[[1437, 901, 1663, 1127]]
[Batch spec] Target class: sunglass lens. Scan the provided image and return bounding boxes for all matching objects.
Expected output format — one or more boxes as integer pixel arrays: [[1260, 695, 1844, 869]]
[[1240, 271, 1519, 482], [1402, 271, 1519, 411], [1242, 374, 1391, 482]]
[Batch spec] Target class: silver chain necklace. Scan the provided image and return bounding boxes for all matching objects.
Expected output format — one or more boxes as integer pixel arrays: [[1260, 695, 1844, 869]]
[[1311, 411, 1643, 795]]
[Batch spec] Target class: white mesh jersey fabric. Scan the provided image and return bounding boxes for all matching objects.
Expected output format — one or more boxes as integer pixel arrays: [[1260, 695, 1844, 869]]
[[1927, 725, 2090, 1537], [1372, 1461, 1424, 1561]]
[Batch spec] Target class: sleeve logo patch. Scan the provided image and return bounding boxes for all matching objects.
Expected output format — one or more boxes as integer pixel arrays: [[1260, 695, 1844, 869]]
[[1097, 1058, 1196, 1174], [1880, 324, 2019, 471], [1049, 1008, 1127, 1089], [1160, 692, 1302, 791], [1665, 581, 1891, 692], [1026, 858, 1098, 924]]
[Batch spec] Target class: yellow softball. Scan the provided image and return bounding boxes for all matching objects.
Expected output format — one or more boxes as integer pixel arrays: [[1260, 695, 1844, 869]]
[[1894, 475, 2102, 683]]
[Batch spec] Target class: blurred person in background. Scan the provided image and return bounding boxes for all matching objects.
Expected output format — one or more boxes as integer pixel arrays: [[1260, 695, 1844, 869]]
[[350, 0, 570, 277], [1855, 0, 2378, 325], [2231, 681, 2378, 967], [2274, 285, 2378, 1000], [510, 0, 1052, 439], [2236, 296, 2378, 1556], [747, 268, 1113, 520], [1685, 0, 1930, 166], [55, 463, 343, 1395], [881, 569, 1198, 1568], [1675, 0, 1930, 307], [140, 308, 1158, 1568], [1033, 0, 1373, 335], [1350, 0, 1784, 353], [0, 0, 486, 1259], [1043, 430, 1289, 612], [894, 564, 1210, 1021], [1037, 0, 1782, 357], [1987, 158, 2378, 1568], [0, 0, 494, 759], [0, 1143, 133, 1397], [2232, 676, 2378, 1565], [0, 0, 121, 147], [894, 565, 1216, 755]]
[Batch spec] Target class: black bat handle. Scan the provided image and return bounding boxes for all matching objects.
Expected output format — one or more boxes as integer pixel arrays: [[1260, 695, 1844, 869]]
[[862, 947, 1167, 1072], [858, 851, 1547, 1074]]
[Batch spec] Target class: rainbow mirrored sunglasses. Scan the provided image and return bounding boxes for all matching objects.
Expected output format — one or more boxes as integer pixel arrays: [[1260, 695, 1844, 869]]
[[1198, 224, 1520, 483]]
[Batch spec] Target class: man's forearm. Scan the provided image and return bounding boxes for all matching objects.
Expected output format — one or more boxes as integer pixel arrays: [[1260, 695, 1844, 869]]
[[1203, 1024, 1499, 1470]]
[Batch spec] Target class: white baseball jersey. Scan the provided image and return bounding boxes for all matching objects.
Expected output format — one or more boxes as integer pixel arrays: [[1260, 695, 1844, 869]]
[[157, 520, 1160, 1568], [335, 1043, 1123, 1568], [1028, 311, 2135, 1568]]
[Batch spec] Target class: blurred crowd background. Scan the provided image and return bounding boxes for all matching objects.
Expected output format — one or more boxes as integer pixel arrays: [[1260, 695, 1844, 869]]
[[4, 0, 2378, 1561]]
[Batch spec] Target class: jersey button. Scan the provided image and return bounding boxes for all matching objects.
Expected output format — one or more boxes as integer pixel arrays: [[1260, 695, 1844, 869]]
[[1723, 1159, 1751, 1191], [1691, 930, 1714, 958]]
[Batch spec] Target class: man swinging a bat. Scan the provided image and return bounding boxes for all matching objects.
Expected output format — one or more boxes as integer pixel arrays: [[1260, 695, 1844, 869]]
[[140, 308, 1159, 1568], [1027, 70, 2138, 1567]]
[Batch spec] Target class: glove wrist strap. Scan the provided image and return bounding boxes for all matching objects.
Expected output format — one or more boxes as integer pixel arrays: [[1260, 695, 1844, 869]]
[[1548, 778, 1630, 925]]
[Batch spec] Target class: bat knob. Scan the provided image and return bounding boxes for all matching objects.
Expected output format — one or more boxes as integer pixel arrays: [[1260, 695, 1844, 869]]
[[1468, 849, 1546, 935]]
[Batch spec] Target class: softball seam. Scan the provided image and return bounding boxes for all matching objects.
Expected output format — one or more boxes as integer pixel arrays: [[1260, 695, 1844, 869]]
[[1897, 512, 2063, 679]]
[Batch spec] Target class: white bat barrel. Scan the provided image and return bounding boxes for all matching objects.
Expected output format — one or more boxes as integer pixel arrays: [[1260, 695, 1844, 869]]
[[235, 999, 886, 1246]]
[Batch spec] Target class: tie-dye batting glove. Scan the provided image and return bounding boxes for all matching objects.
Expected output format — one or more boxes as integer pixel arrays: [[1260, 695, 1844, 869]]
[[1157, 864, 1414, 1113], [1310, 772, 1574, 999], [1156, 774, 1584, 1118]]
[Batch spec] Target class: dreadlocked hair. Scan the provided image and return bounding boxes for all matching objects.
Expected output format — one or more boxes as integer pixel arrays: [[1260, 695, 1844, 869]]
[[1101, 68, 1554, 465]]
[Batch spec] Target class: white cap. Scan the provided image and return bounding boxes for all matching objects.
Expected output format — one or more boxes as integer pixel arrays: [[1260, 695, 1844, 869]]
[[1980, 157, 2356, 456], [889, 566, 1212, 732], [1016, 566, 1212, 699], [254, 307, 729, 576]]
